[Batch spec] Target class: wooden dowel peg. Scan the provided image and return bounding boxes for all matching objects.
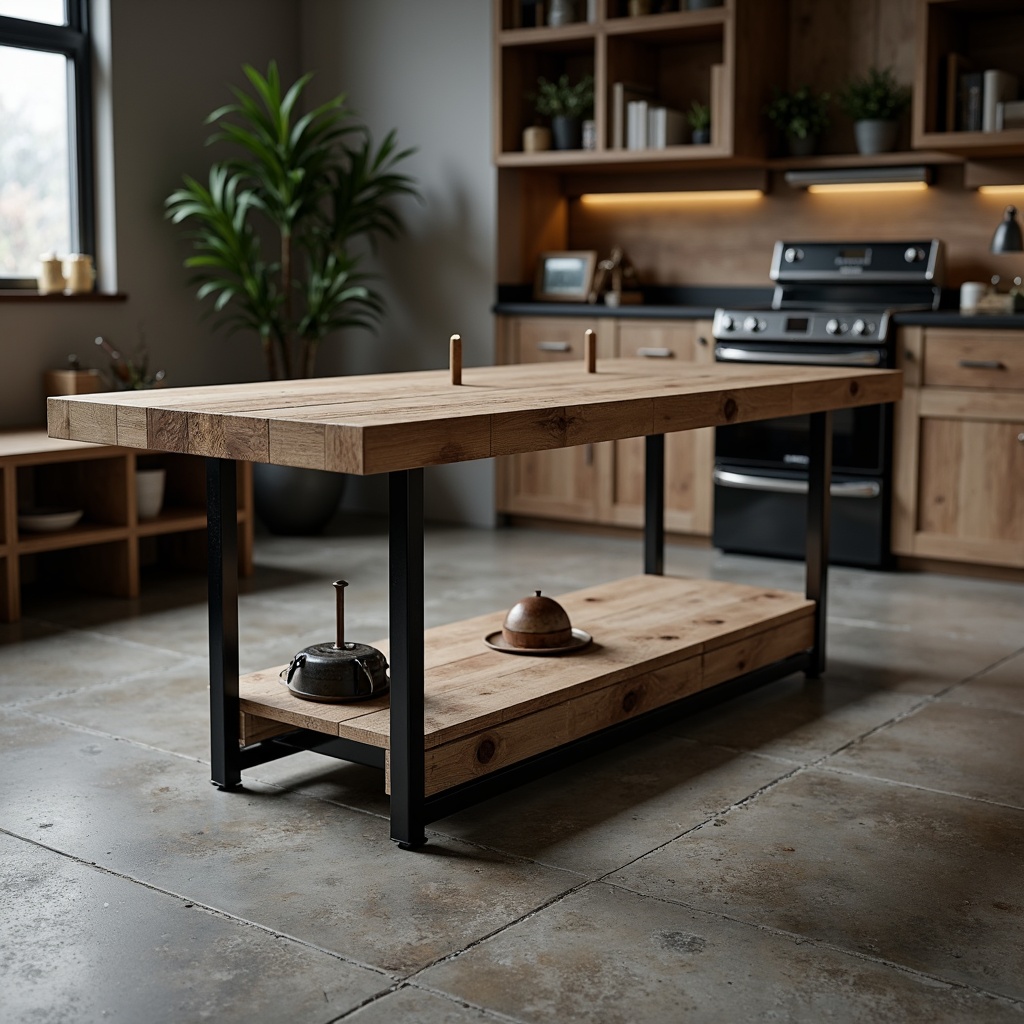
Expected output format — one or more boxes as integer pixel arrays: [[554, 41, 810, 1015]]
[[450, 334, 462, 385], [584, 329, 596, 373]]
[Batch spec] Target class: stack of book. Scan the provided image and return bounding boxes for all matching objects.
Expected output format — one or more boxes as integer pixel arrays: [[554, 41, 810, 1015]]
[[611, 82, 688, 150], [948, 56, 1018, 132]]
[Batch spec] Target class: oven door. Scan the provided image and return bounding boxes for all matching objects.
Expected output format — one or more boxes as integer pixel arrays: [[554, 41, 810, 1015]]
[[714, 341, 888, 475], [712, 338, 893, 568]]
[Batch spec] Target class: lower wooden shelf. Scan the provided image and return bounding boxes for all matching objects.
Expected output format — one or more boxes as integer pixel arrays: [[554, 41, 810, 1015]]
[[240, 575, 814, 796], [0, 428, 254, 621]]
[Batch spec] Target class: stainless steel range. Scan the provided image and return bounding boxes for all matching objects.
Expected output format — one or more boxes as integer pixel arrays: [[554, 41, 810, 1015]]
[[711, 239, 944, 569]]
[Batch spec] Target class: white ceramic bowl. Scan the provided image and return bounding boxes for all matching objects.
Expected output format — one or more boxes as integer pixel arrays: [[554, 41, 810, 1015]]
[[18, 507, 84, 532], [136, 468, 166, 520]]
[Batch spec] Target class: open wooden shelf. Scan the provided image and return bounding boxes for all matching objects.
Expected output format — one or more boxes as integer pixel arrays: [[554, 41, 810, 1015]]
[[0, 428, 253, 621], [239, 574, 814, 796]]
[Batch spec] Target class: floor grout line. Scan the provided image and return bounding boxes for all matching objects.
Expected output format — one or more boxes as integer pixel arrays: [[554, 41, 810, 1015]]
[[817, 763, 1024, 813], [0, 825, 400, 982], [597, 876, 1024, 1011]]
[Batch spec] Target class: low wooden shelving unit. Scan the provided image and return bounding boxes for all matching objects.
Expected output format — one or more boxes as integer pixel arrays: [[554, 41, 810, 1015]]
[[0, 429, 253, 622]]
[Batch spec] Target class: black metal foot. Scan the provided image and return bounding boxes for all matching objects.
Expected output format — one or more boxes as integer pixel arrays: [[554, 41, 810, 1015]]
[[210, 780, 243, 791], [393, 836, 428, 851]]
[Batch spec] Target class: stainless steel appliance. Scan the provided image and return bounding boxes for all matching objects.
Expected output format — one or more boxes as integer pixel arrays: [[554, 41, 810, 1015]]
[[712, 239, 944, 568]]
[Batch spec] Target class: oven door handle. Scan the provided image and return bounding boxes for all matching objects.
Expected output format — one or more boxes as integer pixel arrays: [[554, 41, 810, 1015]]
[[713, 468, 881, 499], [714, 345, 883, 367]]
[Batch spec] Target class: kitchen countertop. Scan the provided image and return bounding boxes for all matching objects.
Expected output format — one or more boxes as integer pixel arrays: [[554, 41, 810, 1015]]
[[891, 311, 1024, 329], [495, 286, 1024, 330]]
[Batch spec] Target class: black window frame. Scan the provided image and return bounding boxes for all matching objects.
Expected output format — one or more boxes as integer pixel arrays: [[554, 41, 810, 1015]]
[[0, 0, 95, 288]]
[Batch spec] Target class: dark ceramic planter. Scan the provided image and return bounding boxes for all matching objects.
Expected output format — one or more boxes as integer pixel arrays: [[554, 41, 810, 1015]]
[[786, 133, 818, 157], [551, 115, 582, 150], [854, 119, 898, 155], [253, 463, 346, 535], [691, 128, 710, 145]]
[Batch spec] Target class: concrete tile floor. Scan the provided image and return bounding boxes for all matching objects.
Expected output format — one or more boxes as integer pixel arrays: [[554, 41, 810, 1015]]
[[1, 518, 1022, 1023]]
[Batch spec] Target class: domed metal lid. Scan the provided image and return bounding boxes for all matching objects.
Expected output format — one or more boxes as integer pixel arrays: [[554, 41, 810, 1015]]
[[502, 590, 573, 649]]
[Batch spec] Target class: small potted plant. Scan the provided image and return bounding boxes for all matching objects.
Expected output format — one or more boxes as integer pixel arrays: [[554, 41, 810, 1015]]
[[837, 66, 911, 155], [765, 85, 830, 156], [533, 73, 594, 150], [687, 100, 711, 145]]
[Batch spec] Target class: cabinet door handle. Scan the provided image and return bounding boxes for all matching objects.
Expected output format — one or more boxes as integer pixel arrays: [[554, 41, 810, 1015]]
[[636, 347, 675, 358], [537, 341, 571, 353], [1018, 433, 1024, 444], [584, 443, 594, 466], [957, 359, 1005, 370]]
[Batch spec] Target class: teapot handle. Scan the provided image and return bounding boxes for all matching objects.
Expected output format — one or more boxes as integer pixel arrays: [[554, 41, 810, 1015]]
[[281, 652, 306, 686]]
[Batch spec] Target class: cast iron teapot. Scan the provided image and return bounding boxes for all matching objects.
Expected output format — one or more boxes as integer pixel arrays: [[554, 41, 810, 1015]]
[[281, 581, 389, 702]]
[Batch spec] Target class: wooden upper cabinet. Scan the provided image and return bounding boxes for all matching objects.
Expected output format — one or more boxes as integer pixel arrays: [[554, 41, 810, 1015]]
[[912, 0, 1024, 155], [892, 326, 1024, 569], [493, 0, 787, 168]]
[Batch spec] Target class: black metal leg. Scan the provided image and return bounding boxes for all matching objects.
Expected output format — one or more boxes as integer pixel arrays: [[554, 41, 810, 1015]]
[[207, 458, 241, 789], [806, 411, 833, 678], [644, 434, 665, 576], [389, 469, 426, 849]]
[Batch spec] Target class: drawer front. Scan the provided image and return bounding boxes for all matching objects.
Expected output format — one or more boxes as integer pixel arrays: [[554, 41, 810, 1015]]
[[515, 317, 604, 364], [617, 320, 698, 362], [923, 329, 1024, 390]]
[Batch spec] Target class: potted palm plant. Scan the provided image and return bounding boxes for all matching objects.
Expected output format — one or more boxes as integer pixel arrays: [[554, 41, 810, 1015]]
[[166, 62, 418, 533], [837, 66, 911, 155], [687, 100, 711, 145], [765, 85, 830, 156], [533, 73, 595, 150]]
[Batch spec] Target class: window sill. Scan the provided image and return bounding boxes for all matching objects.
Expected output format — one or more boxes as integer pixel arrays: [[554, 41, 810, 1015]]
[[0, 291, 127, 302]]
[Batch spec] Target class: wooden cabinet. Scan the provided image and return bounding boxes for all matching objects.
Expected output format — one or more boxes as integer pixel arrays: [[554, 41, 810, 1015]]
[[598, 319, 714, 534], [0, 430, 254, 621], [913, 0, 1024, 155], [496, 315, 714, 538], [892, 327, 1024, 569], [496, 315, 611, 522]]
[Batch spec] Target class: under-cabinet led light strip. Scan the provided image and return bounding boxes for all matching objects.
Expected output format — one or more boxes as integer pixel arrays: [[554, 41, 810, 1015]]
[[784, 166, 931, 193], [578, 190, 764, 205], [977, 184, 1024, 195], [806, 181, 929, 194]]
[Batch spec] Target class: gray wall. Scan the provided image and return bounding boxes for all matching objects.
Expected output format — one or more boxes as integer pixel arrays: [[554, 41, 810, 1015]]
[[300, 0, 497, 527], [2, 0, 495, 527], [0, 0, 300, 426]]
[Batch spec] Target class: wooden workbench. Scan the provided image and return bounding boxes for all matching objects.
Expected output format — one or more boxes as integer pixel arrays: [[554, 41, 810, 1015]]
[[48, 359, 902, 848]]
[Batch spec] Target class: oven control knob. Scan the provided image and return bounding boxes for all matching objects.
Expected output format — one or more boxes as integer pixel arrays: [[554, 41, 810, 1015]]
[[742, 316, 761, 333], [719, 314, 735, 332], [784, 246, 804, 264], [851, 318, 869, 336], [904, 246, 925, 263], [825, 318, 846, 336]]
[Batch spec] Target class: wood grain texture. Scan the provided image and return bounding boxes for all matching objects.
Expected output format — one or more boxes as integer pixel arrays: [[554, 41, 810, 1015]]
[[922, 330, 1024, 390], [603, 319, 715, 534], [51, 361, 901, 476], [890, 326, 1024, 569], [236, 575, 815, 775]]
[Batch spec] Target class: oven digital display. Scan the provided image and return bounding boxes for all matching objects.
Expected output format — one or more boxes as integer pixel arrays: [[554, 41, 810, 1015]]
[[785, 317, 810, 333], [836, 247, 872, 266]]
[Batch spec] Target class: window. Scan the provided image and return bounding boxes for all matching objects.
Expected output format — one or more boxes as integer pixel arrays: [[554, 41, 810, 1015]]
[[0, 0, 93, 288]]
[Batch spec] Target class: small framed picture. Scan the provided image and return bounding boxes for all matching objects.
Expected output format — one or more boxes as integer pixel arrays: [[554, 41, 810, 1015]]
[[534, 251, 597, 302]]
